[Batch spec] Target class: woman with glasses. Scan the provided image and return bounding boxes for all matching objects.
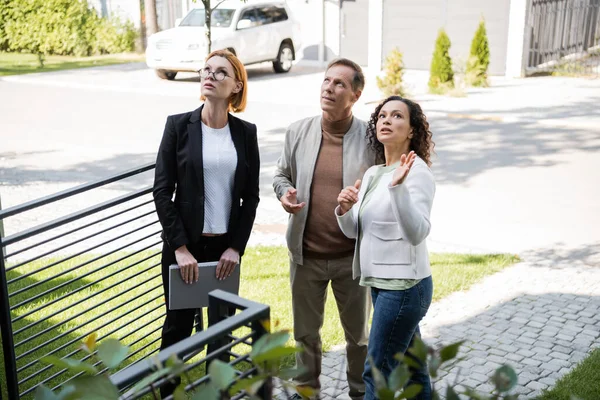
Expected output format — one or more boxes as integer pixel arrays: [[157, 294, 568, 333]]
[[336, 96, 435, 400], [153, 49, 260, 396]]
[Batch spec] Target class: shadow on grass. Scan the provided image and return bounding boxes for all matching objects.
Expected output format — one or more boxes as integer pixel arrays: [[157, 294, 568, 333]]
[[0, 250, 277, 399], [1, 251, 165, 398]]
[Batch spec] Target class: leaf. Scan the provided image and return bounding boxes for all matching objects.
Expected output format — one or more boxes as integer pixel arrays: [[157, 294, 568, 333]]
[[97, 339, 129, 369], [228, 374, 267, 396], [398, 384, 422, 399], [463, 387, 486, 400], [69, 376, 120, 400], [208, 360, 237, 390], [440, 341, 464, 363], [129, 368, 173, 394], [375, 388, 395, 400], [428, 355, 441, 378], [81, 333, 98, 353], [173, 384, 187, 400], [192, 383, 219, 400], [445, 386, 461, 400], [278, 366, 306, 380], [56, 385, 77, 400], [394, 353, 422, 370], [40, 356, 98, 375], [252, 346, 302, 364], [297, 385, 317, 398], [491, 365, 518, 392], [388, 364, 410, 392], [250, 331, 290, 359], [165, 354, 186, 377], [260, 319, 271, 332], [34, 386, 61, 400], [165, 354, 183, 368], [407, 336, 429, 364], [368, 357, 387, 392]]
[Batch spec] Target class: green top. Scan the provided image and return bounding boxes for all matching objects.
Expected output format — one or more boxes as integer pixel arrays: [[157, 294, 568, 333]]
[[358, 163, 421, 291]]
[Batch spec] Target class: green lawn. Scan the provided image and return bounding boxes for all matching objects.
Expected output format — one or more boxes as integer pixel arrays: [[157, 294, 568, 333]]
[[0, 246, 518, 398], [536, 348, 600, 400], [0, 52, 145, 76]]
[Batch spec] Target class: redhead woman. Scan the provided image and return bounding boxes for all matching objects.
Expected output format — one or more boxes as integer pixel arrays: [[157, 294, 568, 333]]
[[336, 96, 435, 400], [153, 49, 260, 397]]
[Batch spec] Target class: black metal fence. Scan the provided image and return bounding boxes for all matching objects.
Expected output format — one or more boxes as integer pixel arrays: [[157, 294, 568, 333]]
[[111, 290, 271, 399], [0, 164, 271, 399], [526, 0, 600, 75]]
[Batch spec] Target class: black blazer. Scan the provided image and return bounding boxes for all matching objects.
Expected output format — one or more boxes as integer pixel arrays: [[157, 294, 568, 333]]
[[153, 105, 260, 256]]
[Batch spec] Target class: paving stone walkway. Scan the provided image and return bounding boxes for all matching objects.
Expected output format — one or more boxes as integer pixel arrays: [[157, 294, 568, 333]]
[[275, 246, 600, 399]]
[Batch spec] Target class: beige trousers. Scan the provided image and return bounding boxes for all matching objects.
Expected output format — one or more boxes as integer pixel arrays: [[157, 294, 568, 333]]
[[290, 255, 370, 400]]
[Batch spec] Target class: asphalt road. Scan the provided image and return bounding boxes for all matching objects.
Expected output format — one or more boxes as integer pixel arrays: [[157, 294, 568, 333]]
[[1, 62, 599, 261]]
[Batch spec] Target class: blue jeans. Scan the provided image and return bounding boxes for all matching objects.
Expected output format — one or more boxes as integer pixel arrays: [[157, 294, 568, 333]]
[[363, 276, 433, 400]]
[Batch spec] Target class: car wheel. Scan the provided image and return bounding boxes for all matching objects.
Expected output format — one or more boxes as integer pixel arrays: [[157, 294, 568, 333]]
[[273, 43, 294, 73], [155, 70, 177, 80]]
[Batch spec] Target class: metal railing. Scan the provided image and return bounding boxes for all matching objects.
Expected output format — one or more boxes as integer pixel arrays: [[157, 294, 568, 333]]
[[111, 290, 272, 399], [0, 163, 171, 399], [525, 0, 600, 75]]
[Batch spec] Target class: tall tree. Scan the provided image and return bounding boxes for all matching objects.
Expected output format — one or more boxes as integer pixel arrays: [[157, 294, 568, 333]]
[[196, 0, 246, 53], [145, 0, 159, 37]]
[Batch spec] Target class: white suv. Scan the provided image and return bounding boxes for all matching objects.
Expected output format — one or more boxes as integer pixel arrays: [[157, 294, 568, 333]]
[[146, 0, 302, 80]]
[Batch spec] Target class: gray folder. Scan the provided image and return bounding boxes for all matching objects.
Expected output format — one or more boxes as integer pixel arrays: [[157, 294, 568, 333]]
[[168, 261, 240, 310]]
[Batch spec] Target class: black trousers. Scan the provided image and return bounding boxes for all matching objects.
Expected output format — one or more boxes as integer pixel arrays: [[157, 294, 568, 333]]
[[159, 235, 229, 398]]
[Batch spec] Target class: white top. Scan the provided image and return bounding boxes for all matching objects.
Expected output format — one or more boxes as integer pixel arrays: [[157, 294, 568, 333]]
[[201, 122, 237, 234], [336, 156, 436, 280]]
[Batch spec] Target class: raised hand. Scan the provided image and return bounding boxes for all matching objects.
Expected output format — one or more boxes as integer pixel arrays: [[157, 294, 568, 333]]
[[280, 188, 306, 214], [175, 245, 198, 284], [391, 151, 416, 186], [337, 179, 362, 215]]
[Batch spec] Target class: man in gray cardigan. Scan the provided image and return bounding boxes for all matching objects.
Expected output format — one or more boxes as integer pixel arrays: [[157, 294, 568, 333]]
[[273, 58, 377, 400]]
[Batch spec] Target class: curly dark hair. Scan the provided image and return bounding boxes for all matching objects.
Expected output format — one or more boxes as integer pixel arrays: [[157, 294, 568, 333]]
[[367, 96, 435, 166]]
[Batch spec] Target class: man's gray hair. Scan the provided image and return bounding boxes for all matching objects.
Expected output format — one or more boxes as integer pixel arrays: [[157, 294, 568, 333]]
[[326, 58, 365, 93]]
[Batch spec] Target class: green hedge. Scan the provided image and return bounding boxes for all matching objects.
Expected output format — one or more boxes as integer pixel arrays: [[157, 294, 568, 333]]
[[0, 0, 136, 65]]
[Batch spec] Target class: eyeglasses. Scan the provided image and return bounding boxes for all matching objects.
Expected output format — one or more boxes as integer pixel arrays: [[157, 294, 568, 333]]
[[198, 68, 230, 81]]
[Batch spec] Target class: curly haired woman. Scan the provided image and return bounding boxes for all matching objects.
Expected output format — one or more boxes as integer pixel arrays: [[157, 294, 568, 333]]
[[335, 96, 436, 400]]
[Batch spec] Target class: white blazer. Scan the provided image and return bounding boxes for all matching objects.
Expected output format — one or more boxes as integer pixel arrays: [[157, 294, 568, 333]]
[[336, 156, 436, 280]]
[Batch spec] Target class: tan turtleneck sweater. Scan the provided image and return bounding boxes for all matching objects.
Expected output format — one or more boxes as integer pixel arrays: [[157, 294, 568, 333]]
[[303, 114, 356, 259]]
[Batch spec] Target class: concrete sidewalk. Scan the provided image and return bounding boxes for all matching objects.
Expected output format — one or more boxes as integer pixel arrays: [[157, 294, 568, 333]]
[[265, 66, 600, 399], [356, 68, 600, 131], [275, 245, 600, 400]]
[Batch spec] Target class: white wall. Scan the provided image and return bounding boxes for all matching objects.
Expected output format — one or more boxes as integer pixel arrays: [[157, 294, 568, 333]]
[[89, 0, 142, 28], [370, 0, 529, 76], [323, 0, 340, 61], [505, 0, 528, 77]]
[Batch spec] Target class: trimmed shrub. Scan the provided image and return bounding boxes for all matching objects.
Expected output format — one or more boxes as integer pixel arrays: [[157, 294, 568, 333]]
[[466, 19, 490, 87], [428, 29, 454, 93], [2, 0, 137, 66], [0, 0, 10, 51], [377, 47, 407, 97], [93, 15, 137, 55]]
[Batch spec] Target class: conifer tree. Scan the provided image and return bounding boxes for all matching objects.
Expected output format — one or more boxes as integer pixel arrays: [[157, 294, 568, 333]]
[[428, 29, 454, 92], [377, 48, 407, 97], [466, 19, 491, 87]]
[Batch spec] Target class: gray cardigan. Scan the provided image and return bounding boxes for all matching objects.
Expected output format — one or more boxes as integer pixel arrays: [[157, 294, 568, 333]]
[[273, 115, 377, 266]]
